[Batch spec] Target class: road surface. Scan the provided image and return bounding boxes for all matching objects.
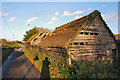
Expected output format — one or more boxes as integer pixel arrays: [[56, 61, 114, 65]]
[[2, 47, 41, 78]]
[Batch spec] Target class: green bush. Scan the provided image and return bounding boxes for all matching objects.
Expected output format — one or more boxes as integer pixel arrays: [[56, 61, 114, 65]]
[[23, 28, 39, 42], [59, 59, 118, 78], [23, 46, 119, 78]]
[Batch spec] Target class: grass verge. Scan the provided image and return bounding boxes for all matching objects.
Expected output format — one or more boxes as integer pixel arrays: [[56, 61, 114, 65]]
[[23, 46, 68, 78]]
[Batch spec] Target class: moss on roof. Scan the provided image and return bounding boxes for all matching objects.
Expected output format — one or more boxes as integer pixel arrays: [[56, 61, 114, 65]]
[[37, 16, 86, 47], [37, 10, 116, 48]]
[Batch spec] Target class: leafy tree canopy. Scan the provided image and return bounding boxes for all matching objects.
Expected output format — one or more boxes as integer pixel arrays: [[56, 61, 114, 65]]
[[23, 28, 39, 42]]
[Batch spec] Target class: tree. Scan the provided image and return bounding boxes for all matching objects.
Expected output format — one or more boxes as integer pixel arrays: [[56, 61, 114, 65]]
[[23, 28, 39, 42]]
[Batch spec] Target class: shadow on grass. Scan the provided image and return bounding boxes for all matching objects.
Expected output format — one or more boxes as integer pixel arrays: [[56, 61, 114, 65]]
[[40, 57, 50, 79]]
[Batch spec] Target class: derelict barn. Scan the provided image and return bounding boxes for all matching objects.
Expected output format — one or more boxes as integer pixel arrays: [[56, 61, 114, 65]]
[[68, 16, 116, 61], [26, 29, 49, 46], [27, 10, 116, 63]]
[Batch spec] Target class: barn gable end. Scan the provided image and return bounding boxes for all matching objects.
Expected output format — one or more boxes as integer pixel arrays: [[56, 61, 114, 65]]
[[68, 11, 116, 61]]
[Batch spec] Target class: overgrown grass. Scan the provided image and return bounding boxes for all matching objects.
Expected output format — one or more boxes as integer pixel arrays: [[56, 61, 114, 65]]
[[23, 47, 67, 78], [59, 59, 119, 78], [23, 46, 119, 78], [61, 57, 120, 79], [2, 40, 21, 64]]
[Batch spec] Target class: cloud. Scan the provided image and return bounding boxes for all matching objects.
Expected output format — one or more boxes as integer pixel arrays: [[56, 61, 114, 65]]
[[101, 13, 118, 23], [26, 17, 38, 24], [62, 10, 83, 16], [55, 11, 59, 15], [88, 8, 92, 11], [75, 15, 83, 19], [9, 17, 16, 22], [51, 17, 56, 21], [106, 20, 116, 23], [48, 21, 54, 24], [47, 16, 57, 24], [101, 13, 117, 20], [0, 13, 8, 16]]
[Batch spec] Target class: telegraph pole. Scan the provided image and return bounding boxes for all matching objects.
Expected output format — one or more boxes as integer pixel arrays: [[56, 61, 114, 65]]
[[13, 34, 14, 41], [13, 34, 14, 44]]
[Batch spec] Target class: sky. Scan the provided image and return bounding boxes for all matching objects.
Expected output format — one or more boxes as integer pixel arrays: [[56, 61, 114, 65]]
[[1, 2, 118, 41]]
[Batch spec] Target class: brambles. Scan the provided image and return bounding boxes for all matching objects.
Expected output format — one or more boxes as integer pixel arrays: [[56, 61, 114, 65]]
[[23, 46, 119, 78], [59, 59, 118, 78]]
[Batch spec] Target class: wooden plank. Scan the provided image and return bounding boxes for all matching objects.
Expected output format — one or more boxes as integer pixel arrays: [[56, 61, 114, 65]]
[[69, 45, 102, 48], [70, 50, 101, 53], [69, 48, 102, 51], [73, 39, 96, 42]]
